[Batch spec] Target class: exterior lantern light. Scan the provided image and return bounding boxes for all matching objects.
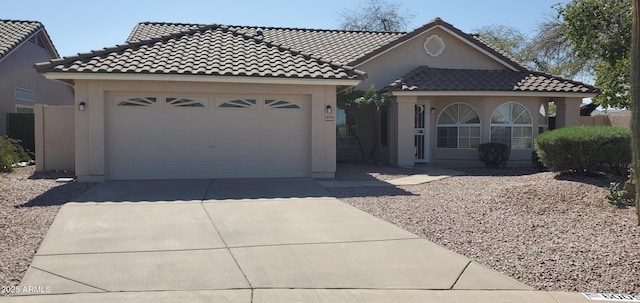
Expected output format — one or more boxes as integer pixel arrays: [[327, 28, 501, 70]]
[[78, 102, 86, 111], [430, 107, 436, 114], [326, 105, 332, 114]]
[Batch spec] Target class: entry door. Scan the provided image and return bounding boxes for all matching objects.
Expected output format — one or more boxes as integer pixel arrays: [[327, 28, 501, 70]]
[[414, 105, 429, 163]]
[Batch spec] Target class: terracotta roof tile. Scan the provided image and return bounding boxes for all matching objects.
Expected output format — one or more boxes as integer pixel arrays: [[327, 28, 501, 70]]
[[37, 25, 365, 80], [385, 66, 599, 93], [0, 19, 43, 60], [128, 22, 405, 65]]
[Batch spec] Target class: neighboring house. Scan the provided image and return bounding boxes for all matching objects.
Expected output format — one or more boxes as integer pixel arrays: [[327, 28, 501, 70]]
[[35, 18, 597, 181], [0, 20, 73, 135]]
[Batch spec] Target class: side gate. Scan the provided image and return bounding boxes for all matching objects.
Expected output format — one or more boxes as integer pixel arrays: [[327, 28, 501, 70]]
[[6, 113, 35, 153]]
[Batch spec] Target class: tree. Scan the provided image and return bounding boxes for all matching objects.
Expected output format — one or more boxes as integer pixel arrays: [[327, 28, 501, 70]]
[[338, 85, 390, 161], [474, 25, 529, 63], [473, 23, 589, 80], [557, 0, 632, 108], [630, 0, 640, 224], [526, 19, 592, 79], [337, 0, 414, 31]]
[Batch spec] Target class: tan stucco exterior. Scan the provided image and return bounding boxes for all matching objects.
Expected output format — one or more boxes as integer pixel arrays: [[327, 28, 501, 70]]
[[0, 31, 73, 135], [337, 24, 593, 167], [35, 104, 74, 172], [72, 79, 337, 181], [355, 26, 509, 91]]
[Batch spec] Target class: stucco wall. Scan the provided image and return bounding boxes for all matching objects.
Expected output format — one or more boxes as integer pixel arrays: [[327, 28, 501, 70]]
[[35, 104, 75, 172], [0, 35, 73, 135], [73, 80, 337, 181], [355, 26, 508, 91], [425, 96, 548, 166]]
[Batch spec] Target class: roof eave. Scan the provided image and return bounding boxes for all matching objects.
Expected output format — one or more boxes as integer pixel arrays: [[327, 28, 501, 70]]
[[40, 72, 363, 86], [390, 90, 598, 98]]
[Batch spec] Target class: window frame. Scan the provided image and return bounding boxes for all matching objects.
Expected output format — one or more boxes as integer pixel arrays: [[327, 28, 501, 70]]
[[336, 108, 358, 148], [15, 105, 34, 113], [490, 102, 533, 149], [15, 87, 35, 102], [436, 103, 481, 149]]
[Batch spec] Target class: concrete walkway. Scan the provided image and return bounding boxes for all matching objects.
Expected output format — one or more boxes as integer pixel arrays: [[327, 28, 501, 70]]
[[318, 166, 464, 188], [6, 178, 591, 302]]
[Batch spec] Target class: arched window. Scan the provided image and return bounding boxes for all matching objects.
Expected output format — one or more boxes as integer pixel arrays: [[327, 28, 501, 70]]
[[437, 103, 481, 148], [491, 102, 533, 149], [336, 108, 357, 147]]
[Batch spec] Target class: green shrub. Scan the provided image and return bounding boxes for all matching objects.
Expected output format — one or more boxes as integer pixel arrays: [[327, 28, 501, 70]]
[[478, 142, 510, 167], [535, 126, 631, 176], [0, 136, 30, 172], [531, 150, 546, 171], [606, 182, 627, 206]]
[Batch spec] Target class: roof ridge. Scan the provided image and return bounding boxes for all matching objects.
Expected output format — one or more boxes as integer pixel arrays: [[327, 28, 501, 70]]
[[0, 19, 42, 25], [36, 24, 219, 72], [37, 23, 366, 78]]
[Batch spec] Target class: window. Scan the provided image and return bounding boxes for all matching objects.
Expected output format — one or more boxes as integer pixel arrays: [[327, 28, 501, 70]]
[[116, 97, 157, 107], [336, 108, 357, 148], [16, 106, 33, 113], [491, 102, 533, 149], [15, 88, 34, 102], [436, 103, 481, 148]]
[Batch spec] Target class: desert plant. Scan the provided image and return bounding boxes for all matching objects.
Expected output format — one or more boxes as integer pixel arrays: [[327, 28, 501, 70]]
[[623, 167, 636, 201], [478, 142, 510, 167], [0, 136, 30, 172], [606, 182, 627, 207], [535, 126, 631, 176]]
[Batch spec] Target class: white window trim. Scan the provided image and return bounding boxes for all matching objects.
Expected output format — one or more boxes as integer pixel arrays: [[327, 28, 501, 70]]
[[436, 103, 482, 149], [15, 87, 35, 102], [490, 102, 533, 149]]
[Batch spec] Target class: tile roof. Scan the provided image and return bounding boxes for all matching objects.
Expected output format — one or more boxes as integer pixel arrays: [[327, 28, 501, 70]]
[[36, 24, 365, 80], [128, 22, 405, 65], [385, 66, 599, 94], [0, 19, 44, 60]]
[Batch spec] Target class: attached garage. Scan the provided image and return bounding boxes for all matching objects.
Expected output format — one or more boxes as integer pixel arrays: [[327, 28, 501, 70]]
[[35, 24, 364, 181], [107, 93, 310, 180]]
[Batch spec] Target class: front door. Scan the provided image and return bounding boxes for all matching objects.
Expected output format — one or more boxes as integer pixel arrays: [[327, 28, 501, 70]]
[[414, 104, 428, 163]]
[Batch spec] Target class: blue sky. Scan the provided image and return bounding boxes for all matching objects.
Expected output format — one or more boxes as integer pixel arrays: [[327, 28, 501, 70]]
[[4, 0, 569, 57]]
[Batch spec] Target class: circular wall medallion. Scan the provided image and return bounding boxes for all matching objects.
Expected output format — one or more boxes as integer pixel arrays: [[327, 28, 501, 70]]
[[424, 35, 445, 57]]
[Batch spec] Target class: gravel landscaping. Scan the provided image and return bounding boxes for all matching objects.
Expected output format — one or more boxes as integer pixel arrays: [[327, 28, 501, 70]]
[[0, 166, 95, 294], [1, 163, 638, 295], [329, 162, 640, 294]]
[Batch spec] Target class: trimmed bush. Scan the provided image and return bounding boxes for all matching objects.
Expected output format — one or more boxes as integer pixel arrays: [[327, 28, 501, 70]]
[[0, 136, 30, 172], [478, 142, 510, 167], [532, 150, 546, 171], [535, 126, 631, 176]]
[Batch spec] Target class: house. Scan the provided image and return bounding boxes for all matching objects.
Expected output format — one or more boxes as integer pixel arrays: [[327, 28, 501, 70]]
[[0, 20, 73, 136], [35, 18, 597, 181]]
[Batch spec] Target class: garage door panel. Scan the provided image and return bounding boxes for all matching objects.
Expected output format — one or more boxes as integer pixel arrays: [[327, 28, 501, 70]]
[[108, 94, 310, 180]]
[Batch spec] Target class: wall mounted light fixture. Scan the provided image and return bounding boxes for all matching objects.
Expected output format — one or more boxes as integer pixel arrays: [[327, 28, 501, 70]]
[[430, 107, 436, 114], [326, 105, 332, 114], [78, 102, 86, 111]]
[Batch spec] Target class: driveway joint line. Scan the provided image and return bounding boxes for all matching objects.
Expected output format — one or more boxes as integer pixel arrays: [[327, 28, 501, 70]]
[[200, 181, 254, 290], [35, 247, 227, 257], [450, 260, 472, 290], [226, 237, 423, 249], [30, 266, 109, 293]]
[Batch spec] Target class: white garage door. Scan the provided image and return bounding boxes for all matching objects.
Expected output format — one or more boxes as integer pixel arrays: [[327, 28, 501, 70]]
[[108, 93, 310, 180]]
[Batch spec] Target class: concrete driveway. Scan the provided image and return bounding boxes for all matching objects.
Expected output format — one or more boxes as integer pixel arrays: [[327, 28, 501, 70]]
[[9, 178, 589, 302]]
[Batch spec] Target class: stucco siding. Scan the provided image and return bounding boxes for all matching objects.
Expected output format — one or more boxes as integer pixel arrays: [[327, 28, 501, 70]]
[[355, 27, 508, 91], [427, 96, 547, 166], [0, 38, 73, 135], [74, 80, 337, 181]]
